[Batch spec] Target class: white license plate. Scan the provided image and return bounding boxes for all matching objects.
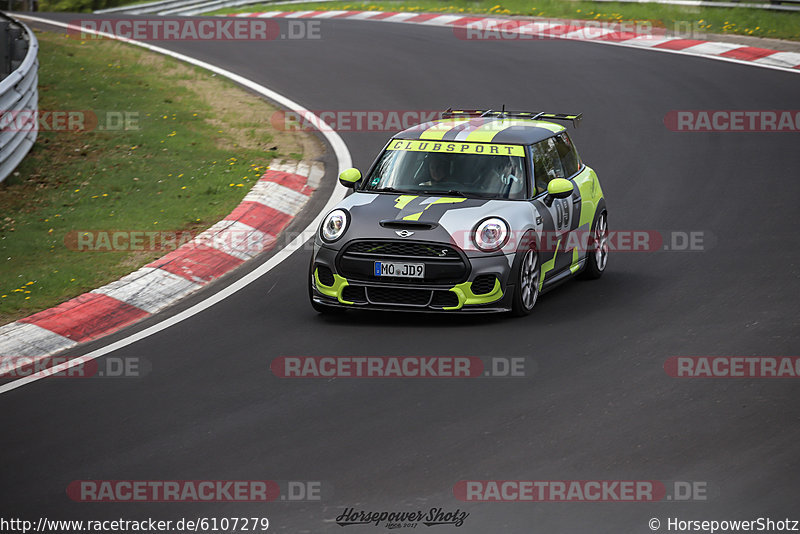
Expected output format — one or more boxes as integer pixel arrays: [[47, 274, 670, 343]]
[[374, 261, 424, 278]]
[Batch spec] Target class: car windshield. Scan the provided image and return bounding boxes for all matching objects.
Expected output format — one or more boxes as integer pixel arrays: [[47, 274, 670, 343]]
[[360, 140, 527, 199]]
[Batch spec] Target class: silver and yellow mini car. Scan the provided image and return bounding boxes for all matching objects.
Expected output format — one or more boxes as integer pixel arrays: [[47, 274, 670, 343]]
[[309, 109, 608, 315]]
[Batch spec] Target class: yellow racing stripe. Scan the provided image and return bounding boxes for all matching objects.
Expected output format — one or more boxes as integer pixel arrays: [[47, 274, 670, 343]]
[[419, 120, 469, 140], [463, 119, 564, 142], [394, 195, 418, 209]]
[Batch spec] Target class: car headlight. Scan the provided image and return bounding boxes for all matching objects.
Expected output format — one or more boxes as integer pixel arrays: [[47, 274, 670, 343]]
[[321, 209, 349, 242], [473, 217, 509, 252]]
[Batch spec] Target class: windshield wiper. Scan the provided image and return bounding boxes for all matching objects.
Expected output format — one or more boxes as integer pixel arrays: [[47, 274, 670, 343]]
[[371, 187, 493, 199], [425, 189, 494, 198], [370, 187, 406, 193], [424, 189, 468, 197]]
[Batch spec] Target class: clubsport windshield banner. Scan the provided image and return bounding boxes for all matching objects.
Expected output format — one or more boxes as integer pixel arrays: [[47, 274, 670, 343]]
[[387, 139, 525, 157]]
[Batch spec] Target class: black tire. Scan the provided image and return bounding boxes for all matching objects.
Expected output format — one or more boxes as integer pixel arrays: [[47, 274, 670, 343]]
[[308, 262, 336, 314], [510, 244, 540, 317], [581, 210, 608, 280]]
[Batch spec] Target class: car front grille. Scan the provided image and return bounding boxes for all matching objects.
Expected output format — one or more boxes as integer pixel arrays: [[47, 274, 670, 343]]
[[345, 241, 460, 258], [341, 285, 367, 303], [430, 290, 459, 308], [338, 240, 469, 285], [339, 285, 460, 309], [366, 286, 432, 306]]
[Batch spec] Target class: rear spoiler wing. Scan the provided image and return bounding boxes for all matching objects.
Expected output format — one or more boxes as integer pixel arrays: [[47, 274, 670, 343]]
[[442, 109, 583, 128]]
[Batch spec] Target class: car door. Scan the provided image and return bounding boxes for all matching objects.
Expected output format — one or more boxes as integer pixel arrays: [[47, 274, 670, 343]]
[[553, 132, 586, 269], [530, 136, 581, 282]]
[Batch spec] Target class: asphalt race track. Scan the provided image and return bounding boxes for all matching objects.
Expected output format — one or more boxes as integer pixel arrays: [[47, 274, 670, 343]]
[[2, 13, 799, 533]]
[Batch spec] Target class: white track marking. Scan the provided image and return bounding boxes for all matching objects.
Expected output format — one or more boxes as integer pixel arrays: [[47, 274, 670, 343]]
[[418, 14, 462, 25], [0, 323, 76, 357], [347, 11, 384, 19], [2, 15, 351, 395], [193, 219, 271, 261], [312, 10, 348, 18], [619, 36, 675, 48], [245, 180, 309, 208], [247, 181, 311, 215], [92, 267, 202, 314], [753, 51, 800, 68], [680, 41, 744, 55], [380, 13, 418, 23]]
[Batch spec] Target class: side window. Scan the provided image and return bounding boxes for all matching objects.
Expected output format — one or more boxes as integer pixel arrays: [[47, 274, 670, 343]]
[[555, 132, 581, 177], [531, 138, 565, 195]]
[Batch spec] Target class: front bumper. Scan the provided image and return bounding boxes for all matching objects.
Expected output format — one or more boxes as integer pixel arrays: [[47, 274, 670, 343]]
[[310, 241, 516, 313]]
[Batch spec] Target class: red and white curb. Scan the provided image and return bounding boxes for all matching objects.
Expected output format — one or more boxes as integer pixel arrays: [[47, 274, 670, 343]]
[[0, 160, 323, 369], [229, 10, 800, 72]]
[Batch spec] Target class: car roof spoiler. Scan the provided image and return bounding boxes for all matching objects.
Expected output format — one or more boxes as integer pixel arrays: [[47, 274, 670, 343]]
[[442, 109, 583, 128]]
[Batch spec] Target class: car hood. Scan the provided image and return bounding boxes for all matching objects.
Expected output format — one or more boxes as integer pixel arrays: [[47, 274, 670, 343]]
[[328, 192, 540, 255]]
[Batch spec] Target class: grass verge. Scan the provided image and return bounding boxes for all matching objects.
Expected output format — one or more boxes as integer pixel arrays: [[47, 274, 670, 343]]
[[211, 0, 800, 41], [0, 30, 318, 325]]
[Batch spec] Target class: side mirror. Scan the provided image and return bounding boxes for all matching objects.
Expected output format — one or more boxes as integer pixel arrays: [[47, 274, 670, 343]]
[[338, 168, 362, 189], [547, 178, 573, 199]]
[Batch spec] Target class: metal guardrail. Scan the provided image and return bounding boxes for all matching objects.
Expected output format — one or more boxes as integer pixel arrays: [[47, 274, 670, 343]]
[[96, 0, 220, 15], [95, 0, 181, 13], [191, 0, 800, 15], [96, 0, 800, 15], [0, 12, 37, 184], [177, 0, 335, 16], [94, 0, 336, 15]]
